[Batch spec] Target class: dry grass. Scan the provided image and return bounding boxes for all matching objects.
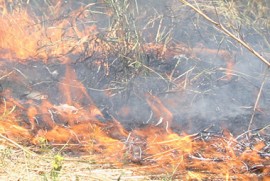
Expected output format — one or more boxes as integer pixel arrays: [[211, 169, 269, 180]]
[[0, 143, 151, 181], [1, 1, 270, 180]]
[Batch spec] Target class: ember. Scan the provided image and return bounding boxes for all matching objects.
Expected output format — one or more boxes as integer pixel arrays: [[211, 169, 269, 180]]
[[0, 0, 270, 180]]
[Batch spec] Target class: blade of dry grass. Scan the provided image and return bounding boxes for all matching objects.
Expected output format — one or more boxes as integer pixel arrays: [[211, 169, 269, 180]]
[[247, 68, 269, 135], [0, 133, 36, 156], [179, 0, 270, 67]]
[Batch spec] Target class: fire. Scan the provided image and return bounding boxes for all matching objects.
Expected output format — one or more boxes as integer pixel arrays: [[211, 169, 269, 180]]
[[0, 1, 101, 62], [0, 8, 40, 59], [145, 93, 173, 132], [0, 1, 269, 180]]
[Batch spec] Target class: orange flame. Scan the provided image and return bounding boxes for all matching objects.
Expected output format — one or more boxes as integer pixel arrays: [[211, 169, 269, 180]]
[[0, 1, 269, 180], [145, 93, 173, 132], [0, 1, 101, 62]]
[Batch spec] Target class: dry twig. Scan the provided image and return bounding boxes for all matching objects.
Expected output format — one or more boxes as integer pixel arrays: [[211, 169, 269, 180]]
[[247, 68, 269, 135], [178, 0, 270, 67]]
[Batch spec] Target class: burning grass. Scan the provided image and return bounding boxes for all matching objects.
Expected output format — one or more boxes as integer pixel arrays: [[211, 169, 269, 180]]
[[0, 97, 269, 180], [1, 0, 270, 180], [1, 117, 270, 180]]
